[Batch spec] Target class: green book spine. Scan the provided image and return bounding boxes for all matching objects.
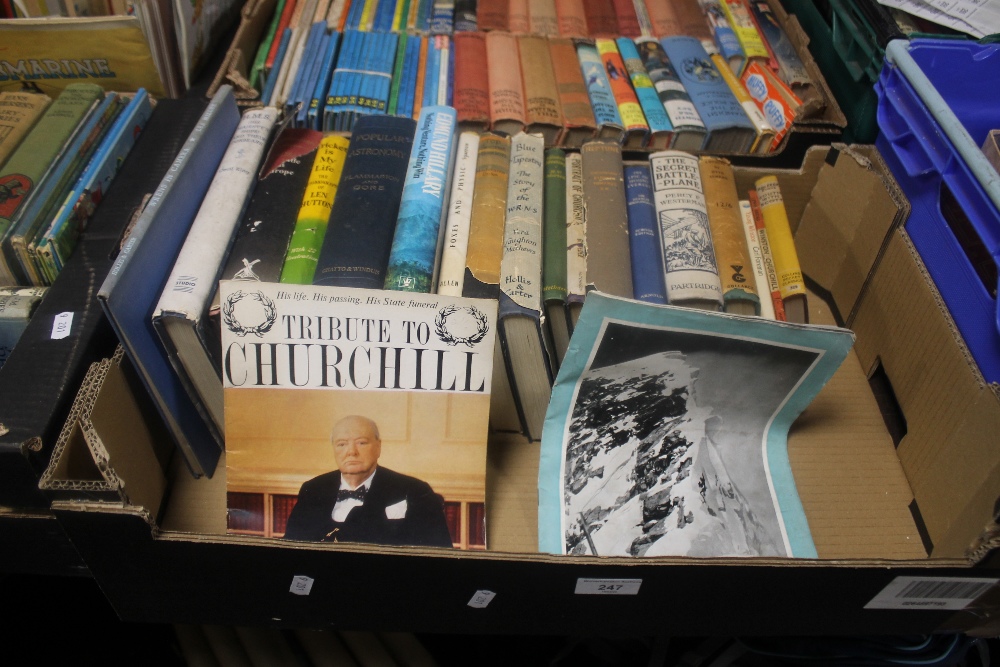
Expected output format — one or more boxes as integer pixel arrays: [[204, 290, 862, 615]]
[[387, 32, 408, 116], [251, 0, 288, 90], [0, 83, 103, 283], [279, 135, 350, 284], [542, 148, 567, 304]]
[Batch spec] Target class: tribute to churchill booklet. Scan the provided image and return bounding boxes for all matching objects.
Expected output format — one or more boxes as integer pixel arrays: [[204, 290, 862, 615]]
[[538, 292, 855, 559], [220, 280, 497, 549]]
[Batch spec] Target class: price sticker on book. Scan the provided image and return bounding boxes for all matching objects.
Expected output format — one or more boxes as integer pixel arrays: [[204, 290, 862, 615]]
[[575, 578, 642, 596], [289, 575, 314, 596]]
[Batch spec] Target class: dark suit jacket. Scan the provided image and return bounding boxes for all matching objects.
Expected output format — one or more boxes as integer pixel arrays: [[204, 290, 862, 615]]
[[282, 466, 454, 548]]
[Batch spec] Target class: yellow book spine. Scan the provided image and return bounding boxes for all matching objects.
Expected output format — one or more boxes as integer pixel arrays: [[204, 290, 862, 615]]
[[754, 175, 804, 301], [711, 53, 774, 153], [391, 0, 405, 31], [700, 156, 759, 311], [407, 0, 420, 30], [360, 0, 378, 30], [595, 39, 647, 132], [721, 0, 769, 62], [279, 135, 351, 284]]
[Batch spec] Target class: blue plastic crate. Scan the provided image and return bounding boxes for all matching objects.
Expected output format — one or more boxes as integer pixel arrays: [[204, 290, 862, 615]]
[[875, 38, 1000, 383]]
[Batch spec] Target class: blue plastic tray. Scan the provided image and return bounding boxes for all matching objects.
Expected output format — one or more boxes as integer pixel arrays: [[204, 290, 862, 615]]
[[875, 38, 1000, 383]]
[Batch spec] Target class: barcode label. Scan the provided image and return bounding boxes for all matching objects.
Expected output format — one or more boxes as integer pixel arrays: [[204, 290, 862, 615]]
[[865, 576, 998, 610]]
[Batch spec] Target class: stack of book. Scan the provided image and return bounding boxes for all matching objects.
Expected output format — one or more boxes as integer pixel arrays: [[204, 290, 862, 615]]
[[239, 0, 824, 152], [0, 85, 153, 287]]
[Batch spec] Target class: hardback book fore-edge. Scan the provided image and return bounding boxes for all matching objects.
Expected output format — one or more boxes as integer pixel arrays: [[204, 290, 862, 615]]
[[97, 85, 241, 479]]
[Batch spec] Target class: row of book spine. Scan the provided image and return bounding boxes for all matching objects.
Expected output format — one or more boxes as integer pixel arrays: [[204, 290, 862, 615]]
[[140, 88, 810, 462], [0, 85, 152, 287]]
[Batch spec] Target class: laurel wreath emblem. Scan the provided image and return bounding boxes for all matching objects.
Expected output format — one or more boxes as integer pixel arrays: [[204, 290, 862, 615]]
[[435, 305, 489, 347], [222, 290, 277, 338]]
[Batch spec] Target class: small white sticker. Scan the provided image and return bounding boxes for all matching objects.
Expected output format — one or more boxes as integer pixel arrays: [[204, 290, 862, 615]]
[[467, 590, 496, 608], [865, 576, 998, 610], [289, 575, 314, 596], [51, 312, 73, 340], [575, 578, 642, 595]]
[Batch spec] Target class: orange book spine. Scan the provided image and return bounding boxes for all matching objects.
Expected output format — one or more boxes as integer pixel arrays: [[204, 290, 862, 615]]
[[453, 32, 491, 130], [644, 0, 681, 36], [596, 39, 648, 146], [485, 31, 526, 135], [748, 189, 786, 321], [412, 36, 429, 119], [673, 0, 715, 50], [611, 0, 641, 37], [582, 0, 617, 37], [548, 37, 597, 146], [555, 0, 588, 37], [477, 0, 509, 31], [508, 0, 529, 33], [266, 0, 299, 70]]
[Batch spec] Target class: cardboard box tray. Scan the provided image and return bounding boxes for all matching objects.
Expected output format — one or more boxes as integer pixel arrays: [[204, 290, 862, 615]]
[[46, 144, 1000, 636]]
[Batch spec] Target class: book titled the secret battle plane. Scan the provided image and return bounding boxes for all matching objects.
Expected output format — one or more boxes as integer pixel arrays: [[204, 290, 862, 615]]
[[221, 281, 497, 550]]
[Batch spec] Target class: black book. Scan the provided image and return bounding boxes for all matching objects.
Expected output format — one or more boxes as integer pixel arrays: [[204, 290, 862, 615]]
[[0, 97, 208, 507], [312, 115, 417, 289]]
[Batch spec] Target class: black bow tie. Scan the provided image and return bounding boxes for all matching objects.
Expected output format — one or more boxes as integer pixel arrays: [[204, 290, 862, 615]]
[[337, 487, 366, 502]]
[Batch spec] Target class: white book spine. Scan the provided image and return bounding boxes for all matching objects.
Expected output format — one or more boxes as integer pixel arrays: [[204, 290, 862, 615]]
[[438, 36, 450, 107], [564, 151, 587, 304], [739, 199, 776, 320], [648, 150, 723, 308], [155, 107, 279, 320], [499, 132, 545, 312], [436, 131, 480, 296]]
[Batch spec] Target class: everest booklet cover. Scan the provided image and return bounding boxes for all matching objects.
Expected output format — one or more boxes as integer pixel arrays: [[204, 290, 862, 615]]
[[220, 281, 497, 550], [538, 292, 855, 559]]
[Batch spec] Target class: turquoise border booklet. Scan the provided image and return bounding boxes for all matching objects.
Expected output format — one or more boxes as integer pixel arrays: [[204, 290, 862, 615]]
[[538, 292, 855, 558]]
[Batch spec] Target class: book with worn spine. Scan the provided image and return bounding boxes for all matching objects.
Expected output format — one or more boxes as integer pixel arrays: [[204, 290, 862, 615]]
[[476, 0, 507, 31], [452, 31, 490, 131], [0, 91, 51, 168], [555, 0, 587, 37], [97, 85, 241, 478], [153, 107, 280, 441], [645, 0, 680, 36], [564, 150, 587, 330], [624, 163, 666, 304], [581, 140, 632, 300], [486, 30, 526, 136], [548, 37, 597, 147], [436, 131, 479, 296], [497, 131, 554, 442], [700, 155, 759, 315], [507, 0, 528, 33], [648, 150, 723, 311], [611, 0, 640, 37], [518, 34, 564, 146], [313, 115, 416, 289], [529, 0, 558, 35], [461, 130, 509, 301], [542, 148, 570, 365], [582, 0, 617, 37], [384, 105, 458, 293]]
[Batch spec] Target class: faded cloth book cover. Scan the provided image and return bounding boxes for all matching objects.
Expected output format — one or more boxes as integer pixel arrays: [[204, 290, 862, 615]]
[[221, 281, 497, 549], [537, 291, 855, 558]]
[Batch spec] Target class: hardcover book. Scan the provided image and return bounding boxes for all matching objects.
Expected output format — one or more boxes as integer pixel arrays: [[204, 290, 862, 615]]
[[312, 115, 417, 289], [582, 0, 617, 37], [485, 30, 527, 136], [453, 0, 477, 31], [713, 53, 776, 154], [452, 31, 490, 132], [576, 40, 625, 143], [703, 0, 745, 75], [554, 0, 588, 37], [635, 38, 707, 152], [616, 37, 673, 150], [461, 130, 509, 301], [221, 281, 497, 549], [624, 163, 666, 305], [596, 38, 649, 149], [476, 0, 507, 31], [747, 190, 786, 321], [673, 0, 716, 52], [611, 0, 640, 37], [0, 289, 45, 370], [507, 0, 528, 33], [384, 105, 458, 293], [548, 37, 598, 147], [152, 107, 279, 442], [517, 34, 564, 146], [755, 175, 807, 323], [436, 131, 479, 296], [659, 35, 756, 154], [529, 0, 558, 36], [648, 150, 723, 311], [542, 148, 569, 365], [497, 131, 554, 442], [644, 0, 681, 37], [0, 91, 51, 168], [738, 199, 777, 320], [564, 151, 587, 329], [581, 140, 632, 300], [537, 291, 855, 557], [97, 85, 241, 478]]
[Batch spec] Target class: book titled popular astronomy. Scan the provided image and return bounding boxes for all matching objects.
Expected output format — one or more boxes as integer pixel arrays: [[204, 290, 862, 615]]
[[221, 280, 497, 550], [537, 291, 855, 559]]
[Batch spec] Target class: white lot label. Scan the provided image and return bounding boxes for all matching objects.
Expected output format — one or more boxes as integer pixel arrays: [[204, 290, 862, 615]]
[[467, 590, 496, 608], [865, 576, 998, 610], [51, 312, 73, 339], [289, 575, 314, 596], [575, 578, 642, 595]]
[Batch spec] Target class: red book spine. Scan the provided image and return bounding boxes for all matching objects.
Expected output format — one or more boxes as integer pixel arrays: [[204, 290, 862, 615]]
[[582, 0, 618, 37], [555, 0, 588, 37], [265, 0, 299, 71], [477, 0, 509, 31], [611, 0, 641, 37], [453, 32, 491, 130]]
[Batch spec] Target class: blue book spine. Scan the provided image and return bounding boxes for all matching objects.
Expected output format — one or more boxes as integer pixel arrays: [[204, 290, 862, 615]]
[[383, 105, 456, 292], [309, 30, 341, 130], [376, 32, 400, 114], [312, 114, 418, 289], [373, 0, 394, 31], [576, 41, 623, 130], [289, 22, 327, 124], [659, 36, 754, 138], [334, 29, 363, 130], [430, 0, 453, 34], [345, 0, 364, 29], [617, 38, 672, 135], [422, 37, 440, 110], [41, 90, 153, 278], [398, 34, 421, 119], [623, 164, 666, 304], [446, 35, 454, 107], [387, 32, 408, 115], [417, 0, 433, 31], [262, 28, 293, 106]]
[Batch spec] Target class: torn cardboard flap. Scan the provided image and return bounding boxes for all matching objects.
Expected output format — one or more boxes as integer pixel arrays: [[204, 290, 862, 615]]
[[39, 347, 170, 522]]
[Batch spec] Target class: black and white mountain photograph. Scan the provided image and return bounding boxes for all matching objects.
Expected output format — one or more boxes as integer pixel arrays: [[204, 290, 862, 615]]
[[561, 320, 821, 558]]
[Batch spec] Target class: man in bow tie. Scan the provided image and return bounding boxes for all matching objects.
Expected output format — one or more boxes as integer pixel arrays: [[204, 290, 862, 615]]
[[283, 415, 454, 548]]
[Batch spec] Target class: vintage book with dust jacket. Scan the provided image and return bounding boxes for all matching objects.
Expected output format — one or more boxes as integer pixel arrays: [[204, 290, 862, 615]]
[[221, 280, 497, 549], [538, 291, 855, 558]]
